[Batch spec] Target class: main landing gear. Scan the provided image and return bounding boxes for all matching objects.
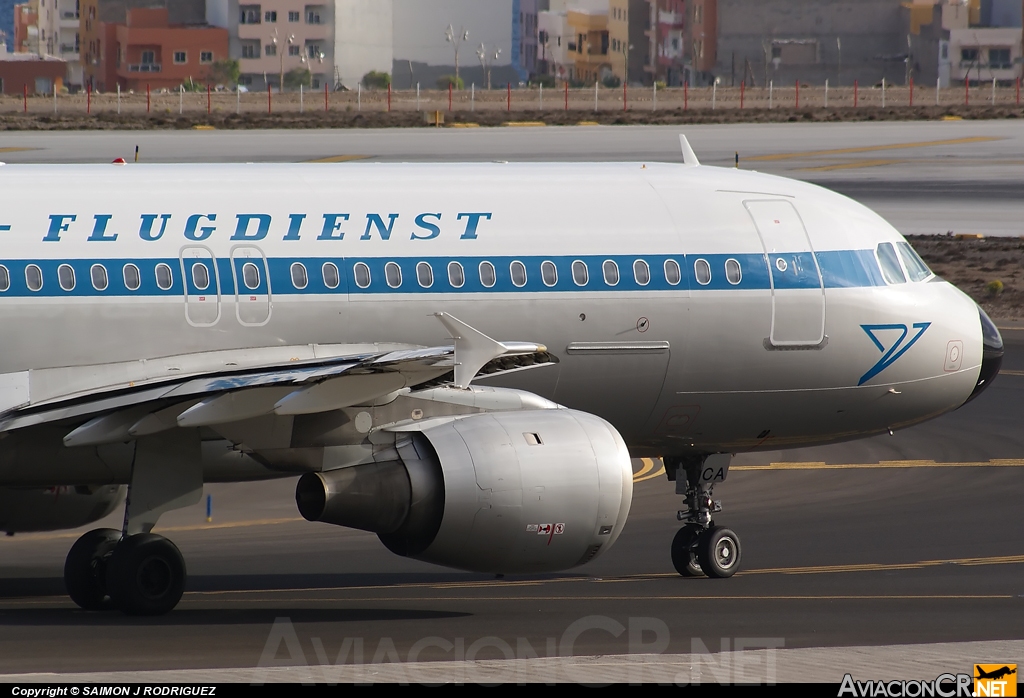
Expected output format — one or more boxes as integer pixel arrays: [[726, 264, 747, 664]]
[[63, 431, 201, 615], [64, 529, 186, 615], [665, 454, 741, 579]]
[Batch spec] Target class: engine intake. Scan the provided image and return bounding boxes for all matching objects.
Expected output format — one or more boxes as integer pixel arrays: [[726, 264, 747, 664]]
[[296, 409, 633, 574]]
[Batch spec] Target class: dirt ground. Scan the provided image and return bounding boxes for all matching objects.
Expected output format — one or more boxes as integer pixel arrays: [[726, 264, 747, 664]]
[[909, 235, 1024, 321], [1, 103, 1022, 130]]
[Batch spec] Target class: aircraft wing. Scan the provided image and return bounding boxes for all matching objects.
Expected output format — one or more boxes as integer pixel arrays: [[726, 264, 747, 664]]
[[0, 314, 556, 448]]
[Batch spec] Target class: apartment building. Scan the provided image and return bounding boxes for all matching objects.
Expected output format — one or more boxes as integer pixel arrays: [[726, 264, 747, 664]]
[[36, 0, 81, 86], [206, 0, 332, 91], [80, 0, 208, 91]]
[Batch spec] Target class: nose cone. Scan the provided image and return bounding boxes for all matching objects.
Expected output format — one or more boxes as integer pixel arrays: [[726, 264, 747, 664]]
[[963, 306, 1003, 405]]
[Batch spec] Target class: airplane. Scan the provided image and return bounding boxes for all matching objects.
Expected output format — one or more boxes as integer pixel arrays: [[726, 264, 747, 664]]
[[975, 666, 1017, 681], [0, 136, 1001, 615]]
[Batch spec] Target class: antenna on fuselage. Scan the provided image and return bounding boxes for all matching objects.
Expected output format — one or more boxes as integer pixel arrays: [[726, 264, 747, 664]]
[[679, 135, 700, 167]]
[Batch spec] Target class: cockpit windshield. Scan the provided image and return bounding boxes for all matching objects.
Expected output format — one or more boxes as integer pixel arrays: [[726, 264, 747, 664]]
[[896, 241, 933, 282]]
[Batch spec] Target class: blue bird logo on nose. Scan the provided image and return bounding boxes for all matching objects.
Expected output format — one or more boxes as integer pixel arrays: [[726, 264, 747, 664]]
[[858, 323, 931, 386]]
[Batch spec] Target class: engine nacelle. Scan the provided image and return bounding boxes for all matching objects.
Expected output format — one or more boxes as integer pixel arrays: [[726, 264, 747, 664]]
[[296, 409, 633, 574], [0, 485, 125, 534]]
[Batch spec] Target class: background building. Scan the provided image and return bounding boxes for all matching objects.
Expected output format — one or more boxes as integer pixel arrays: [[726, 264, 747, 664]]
[[13, 0, 38, 53], [0, 41, 65, 93], [81, 0, 225, 91], [206, 0, 334, 91], [333, 0, 390, 90], [81, 0, 204, 91], [390, 0, 518, 89], [689, 0, 1021, 88]]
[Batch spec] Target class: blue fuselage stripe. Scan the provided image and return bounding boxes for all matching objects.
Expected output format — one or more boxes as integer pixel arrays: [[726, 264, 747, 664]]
[[0, 251, 887, 298]]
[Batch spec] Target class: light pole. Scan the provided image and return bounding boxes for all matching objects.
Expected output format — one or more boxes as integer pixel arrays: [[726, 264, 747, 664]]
[[300, 50, 325, 89], [836, 36, 841, 86], [445, 23, 469, 86], [272, 30, 296, 92], [476, 43, 500, 89]]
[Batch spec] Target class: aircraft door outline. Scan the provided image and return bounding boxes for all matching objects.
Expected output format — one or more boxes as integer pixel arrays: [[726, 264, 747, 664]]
[[744, 200, 825, 346], [229, 245, 272, 327], [178, 246, 221, 327]]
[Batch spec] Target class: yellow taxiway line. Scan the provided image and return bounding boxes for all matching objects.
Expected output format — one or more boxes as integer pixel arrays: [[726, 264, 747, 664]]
[[744, 136, 1003, 162], [798, 158, 905, 171]]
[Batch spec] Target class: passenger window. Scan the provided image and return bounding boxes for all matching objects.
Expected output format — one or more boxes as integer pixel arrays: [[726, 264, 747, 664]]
[[416, 262, 433, 288], [479, 261, 496, 288], [242, 262, 260, 290], [664, 259, 681, 285], [192, 262, 210, 290], [123, 264, 141, 291], [510, 261, 527, 287], [322, 262, 340, 289], [876, 243, 906, 284], [897, 242, 932, 282], [353, 262, 371, 289], [725, 258, 742, 285], [91, 264, 108, 291], [58, 264, 76, 291], [572, 260, 588, 286], [155, 263, 173, 291], [448, 261, 465, 288], [290, 262, 308, 289], [385, 262, 402, 288], [541, 260, 557, 287], [25, 264, 42, 292], [602, 260, 619, 286], [0, 265, 8, 292], [633, 259, 650, 285], [694, 258, 711, 285]]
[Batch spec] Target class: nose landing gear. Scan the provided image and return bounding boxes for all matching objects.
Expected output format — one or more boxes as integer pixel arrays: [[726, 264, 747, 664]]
[[665, 454, 741, 578]]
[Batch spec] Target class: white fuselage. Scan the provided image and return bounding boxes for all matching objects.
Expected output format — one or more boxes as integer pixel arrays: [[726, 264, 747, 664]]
[[0, 161, 985, 476]]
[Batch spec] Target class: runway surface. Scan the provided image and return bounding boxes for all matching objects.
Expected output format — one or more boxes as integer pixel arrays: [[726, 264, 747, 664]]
[[0, 122, 1022, 682], [1, 330, 1022, 681], [1, 120, 1023, 236]]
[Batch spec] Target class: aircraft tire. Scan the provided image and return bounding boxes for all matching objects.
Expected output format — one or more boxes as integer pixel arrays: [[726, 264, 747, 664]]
[[64, 528, 121, 611], [670, 524, 705, 577], [697, 526, 741, 579], [106, 533, 186, 616]]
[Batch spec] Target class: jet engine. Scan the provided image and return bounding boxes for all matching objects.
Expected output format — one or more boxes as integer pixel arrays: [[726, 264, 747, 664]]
[[0, 485, 125, 534], [296, 409, 633, 573]]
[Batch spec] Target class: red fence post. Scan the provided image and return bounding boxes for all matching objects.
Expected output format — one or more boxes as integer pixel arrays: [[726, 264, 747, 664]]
[[325, 83, 329, 112], [507, 82, 511, 111], [740, 80, 745, 109], [146, 83, 151, 113], [23, 84, 28, 113], [387, 82, 391, 112], [854, 80, 858, 107], [909, 76, 914, 107], [684, 81, 688, 110], [448, 82, 452, 111], [207, 84, 211, 114], [564, 81, 568, 111], [795, 79, 799, 109], [268, 83, 272, 114]]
